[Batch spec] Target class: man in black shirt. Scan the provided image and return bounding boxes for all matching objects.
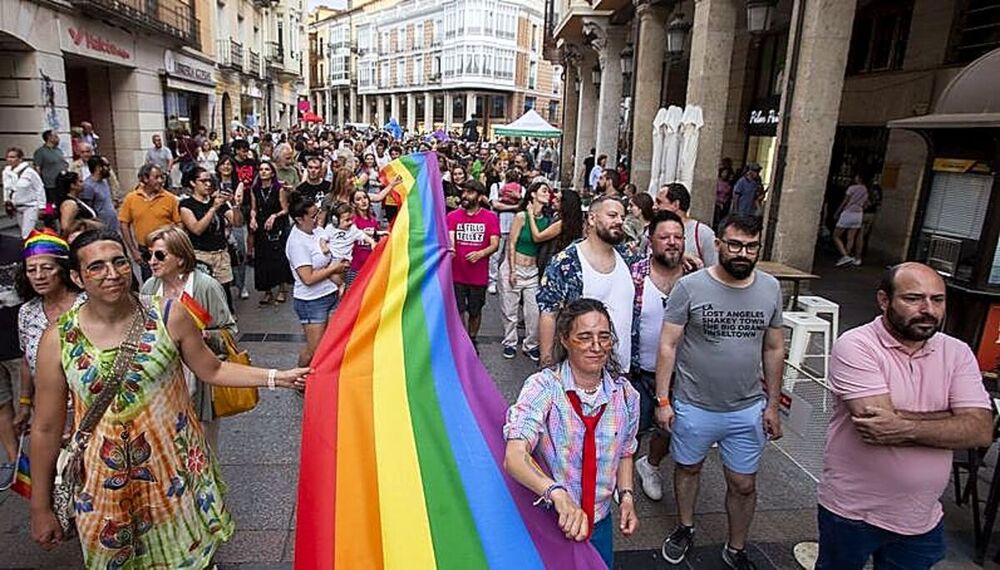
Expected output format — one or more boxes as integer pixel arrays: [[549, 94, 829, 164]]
[[0, 233, 24, 489], [297, 157, 332, 206]]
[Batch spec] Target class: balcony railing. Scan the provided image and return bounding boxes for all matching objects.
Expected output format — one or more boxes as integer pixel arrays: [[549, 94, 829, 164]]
[[267, 41, 285, 68], [247, 49, 261, 77], [69, 0, 199, 46], [217, 39, 244, 71]]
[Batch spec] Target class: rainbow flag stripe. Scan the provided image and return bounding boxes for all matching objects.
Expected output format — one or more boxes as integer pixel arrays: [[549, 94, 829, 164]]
[[11, 436, 31, 499], [295, 152, 606, 569], [179, 291, 212, 330]]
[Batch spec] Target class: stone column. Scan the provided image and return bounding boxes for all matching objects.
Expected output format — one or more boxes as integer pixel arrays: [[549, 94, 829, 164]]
[[630, 0, 669, 193], [361, 94, 370, 124], [349, 89, 357, 123], [574, 49, 599, 189], [585, 18, 627, 168], [406, 93, 417, 132], [559, 46, 582, 188], [685, 0, 737, 221], [390, 93, 400, 121], [336, 90, 345, 125], [770, 0, 857, 270], [444, 92, 454, 129], [376, 95, 386, 124], [466, 91, 476, 120], [424, 92, 434, 131]]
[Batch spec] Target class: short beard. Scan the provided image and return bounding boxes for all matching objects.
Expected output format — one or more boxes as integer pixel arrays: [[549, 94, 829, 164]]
[[720, 256, 755, 279], [886, 304, 940, 341], [596, 225, 624, 246], [653, 250, 682, 269]]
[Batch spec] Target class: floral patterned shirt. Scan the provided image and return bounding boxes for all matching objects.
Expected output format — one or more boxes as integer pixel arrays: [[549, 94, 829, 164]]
[[536, 241, 640, 315], [18, 293, 86, 376]]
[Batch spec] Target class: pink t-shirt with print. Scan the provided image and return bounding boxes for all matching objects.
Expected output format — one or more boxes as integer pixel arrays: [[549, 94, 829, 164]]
[[447, 208, 500, 286], [818, 317, 990, 535]]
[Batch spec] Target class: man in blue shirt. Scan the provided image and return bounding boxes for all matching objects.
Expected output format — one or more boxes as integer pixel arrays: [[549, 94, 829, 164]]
[[731, 163, 763, 217]]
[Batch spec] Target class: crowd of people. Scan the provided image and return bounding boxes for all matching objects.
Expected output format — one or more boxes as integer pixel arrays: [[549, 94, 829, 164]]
[[0, 116, 986, 570]]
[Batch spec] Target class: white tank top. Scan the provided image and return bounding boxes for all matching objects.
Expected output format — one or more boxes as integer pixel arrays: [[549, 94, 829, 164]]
[[638, 275, 669, 372], [580, 247, 635, 372]]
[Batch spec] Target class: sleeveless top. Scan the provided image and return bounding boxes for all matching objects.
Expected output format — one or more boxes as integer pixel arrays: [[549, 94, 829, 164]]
[[515, 214, 552, 257], [58, 297, 233, 569]]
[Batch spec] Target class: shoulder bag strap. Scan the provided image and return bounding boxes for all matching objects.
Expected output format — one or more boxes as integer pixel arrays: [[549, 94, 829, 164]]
[[74, 302, 148, 437], [694, 221, 703, 260]]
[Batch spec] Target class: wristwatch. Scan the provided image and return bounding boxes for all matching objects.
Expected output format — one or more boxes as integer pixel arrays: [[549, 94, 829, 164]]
[[656, 396, 671, 408]]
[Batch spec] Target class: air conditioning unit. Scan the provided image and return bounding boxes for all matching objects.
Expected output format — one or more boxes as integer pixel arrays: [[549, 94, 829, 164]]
[[926, 234, 962, 276]]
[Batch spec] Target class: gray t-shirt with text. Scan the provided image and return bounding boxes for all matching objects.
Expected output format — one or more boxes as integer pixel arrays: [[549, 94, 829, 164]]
[[663, 268, 783, 411]]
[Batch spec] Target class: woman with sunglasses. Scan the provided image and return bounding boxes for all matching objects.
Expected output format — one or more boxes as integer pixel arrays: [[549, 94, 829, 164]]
[[504, 298, 639, 568], [140, 226, 236, 451], [179, 166, 240, 309], [249, 161, 293, 305]]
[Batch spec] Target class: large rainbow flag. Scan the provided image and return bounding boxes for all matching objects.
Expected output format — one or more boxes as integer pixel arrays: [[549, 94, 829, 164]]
[[295, 152, 607, 569]]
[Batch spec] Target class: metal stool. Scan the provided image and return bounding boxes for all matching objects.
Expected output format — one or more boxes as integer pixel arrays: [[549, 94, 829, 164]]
[[783, 311, 831, 383], [795, 295, 841, 338]]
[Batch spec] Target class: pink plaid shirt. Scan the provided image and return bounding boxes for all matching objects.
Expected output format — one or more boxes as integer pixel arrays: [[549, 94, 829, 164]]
[[504, 362, 640, 522]]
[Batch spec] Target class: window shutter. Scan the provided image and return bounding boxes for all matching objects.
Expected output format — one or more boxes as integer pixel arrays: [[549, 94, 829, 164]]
[[922, 172, 992, 240]]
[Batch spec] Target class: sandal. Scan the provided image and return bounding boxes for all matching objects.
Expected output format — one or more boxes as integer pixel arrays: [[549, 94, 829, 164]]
[[276, 292, 287, 303], [259, 294, 273, 306]]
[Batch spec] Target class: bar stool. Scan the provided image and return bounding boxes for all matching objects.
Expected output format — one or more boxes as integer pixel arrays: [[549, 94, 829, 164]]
[[795, 295, 841, 338], [783, 311, 831, 382]]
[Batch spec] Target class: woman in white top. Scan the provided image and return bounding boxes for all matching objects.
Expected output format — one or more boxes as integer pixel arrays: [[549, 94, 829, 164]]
[[198, 139, 219, 173], [284, 191, 349, 368], [833, 174, 869, 267]]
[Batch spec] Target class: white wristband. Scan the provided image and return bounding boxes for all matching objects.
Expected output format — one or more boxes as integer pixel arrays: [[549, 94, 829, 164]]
[[267, 368, 277, 391]]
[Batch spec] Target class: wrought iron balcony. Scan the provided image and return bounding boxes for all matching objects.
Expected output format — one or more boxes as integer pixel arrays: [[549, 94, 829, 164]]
[[247, 49, 261, 77], [69, 0, 200, 46], [217, 39, 244, 71], [267, 40, 285, 68]]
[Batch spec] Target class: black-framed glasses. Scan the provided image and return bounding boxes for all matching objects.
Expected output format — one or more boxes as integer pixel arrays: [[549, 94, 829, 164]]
[[141, 250, 168, 262], [721, 239, 761, 255]]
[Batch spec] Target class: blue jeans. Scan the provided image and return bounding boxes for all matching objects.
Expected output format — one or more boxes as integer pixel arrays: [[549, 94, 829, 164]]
[[590, 515, 613, 568], [816, 505, 945, 570]]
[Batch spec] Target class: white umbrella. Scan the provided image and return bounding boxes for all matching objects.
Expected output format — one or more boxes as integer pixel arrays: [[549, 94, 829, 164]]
[[676, 105, 704, 192], [655, 106, 684, 192], [647, 108, 669, 194]]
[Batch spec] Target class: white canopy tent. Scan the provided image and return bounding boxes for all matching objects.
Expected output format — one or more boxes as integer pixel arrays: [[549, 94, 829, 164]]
[[493, 109, 562, 138]]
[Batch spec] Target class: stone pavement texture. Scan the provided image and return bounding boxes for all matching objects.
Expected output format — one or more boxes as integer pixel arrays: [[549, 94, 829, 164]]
[[0, 243, 996, 569]]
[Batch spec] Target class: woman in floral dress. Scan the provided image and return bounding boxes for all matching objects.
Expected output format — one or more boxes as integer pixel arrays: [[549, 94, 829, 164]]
[[29, 229, 309, 569]]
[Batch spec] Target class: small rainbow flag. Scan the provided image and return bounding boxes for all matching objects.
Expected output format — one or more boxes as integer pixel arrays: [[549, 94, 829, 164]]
[[11, 434, 31, 499], [294, 152, 606, 569], [179, 291, 212, 330]]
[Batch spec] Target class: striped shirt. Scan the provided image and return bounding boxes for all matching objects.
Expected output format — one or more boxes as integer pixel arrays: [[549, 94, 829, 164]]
[[503, 361, 640, 522]]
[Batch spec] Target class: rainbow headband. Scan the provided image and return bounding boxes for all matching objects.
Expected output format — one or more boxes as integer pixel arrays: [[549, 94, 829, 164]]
[[23, 230, 69, 259]]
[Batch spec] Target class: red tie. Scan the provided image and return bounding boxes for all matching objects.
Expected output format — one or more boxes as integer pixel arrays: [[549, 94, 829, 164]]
[[565, 390, 607, 537]]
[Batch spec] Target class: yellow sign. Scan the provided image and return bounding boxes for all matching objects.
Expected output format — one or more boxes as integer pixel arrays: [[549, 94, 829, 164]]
[[932, 158, 977, 173]]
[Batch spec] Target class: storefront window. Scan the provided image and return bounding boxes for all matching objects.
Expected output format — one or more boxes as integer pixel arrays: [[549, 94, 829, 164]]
[[989, 235, 1000, 285]]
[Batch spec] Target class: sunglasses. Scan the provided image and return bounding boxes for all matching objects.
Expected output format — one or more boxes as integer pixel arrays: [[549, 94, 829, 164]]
[[141, 250, 169, 262]]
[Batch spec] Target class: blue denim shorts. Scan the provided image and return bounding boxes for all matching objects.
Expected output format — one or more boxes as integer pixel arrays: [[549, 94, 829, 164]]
[[293, 291, 339, 325], [670, 398, 767, 474]]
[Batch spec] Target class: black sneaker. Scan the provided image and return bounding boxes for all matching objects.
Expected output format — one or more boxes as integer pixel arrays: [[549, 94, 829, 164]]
[[661, 525, 694, 564], [502, 346, 516, 359], [722, 544, 757, 570], [525, 348, 540, 362]]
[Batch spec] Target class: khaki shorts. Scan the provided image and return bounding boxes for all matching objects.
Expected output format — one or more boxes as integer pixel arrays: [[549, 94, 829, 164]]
[[0, 358, 19, 406], [195, 249, 234, 285]]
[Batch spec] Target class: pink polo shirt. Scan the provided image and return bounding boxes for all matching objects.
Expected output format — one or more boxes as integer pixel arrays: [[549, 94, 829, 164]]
[[818, 317, 990, 535]]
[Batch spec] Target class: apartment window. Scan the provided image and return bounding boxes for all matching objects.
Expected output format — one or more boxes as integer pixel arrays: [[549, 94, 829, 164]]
[[381, 61, 389, 87], [548, 100, 558, 122], [490, 95, 506, 118], [414, 55, 424, 83], [846, 0, 912, 74], [524, 96, 535, 111], [528, 61, 537, 90], [397, 60, 405, 86], [948, 0, 1000, 64], [216, 2, 225, 38], [415, 23, 424, 48], [531, 24, 538, 51]]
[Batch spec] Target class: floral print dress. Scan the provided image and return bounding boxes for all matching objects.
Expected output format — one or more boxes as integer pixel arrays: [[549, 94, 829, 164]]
[[58, 298, 233, 569]]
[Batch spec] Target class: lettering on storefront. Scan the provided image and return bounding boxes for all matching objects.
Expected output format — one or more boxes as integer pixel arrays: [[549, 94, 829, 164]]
[[164, 51, 217, 87], [65, 27, 132, 61], [747, 96, 781, 137]]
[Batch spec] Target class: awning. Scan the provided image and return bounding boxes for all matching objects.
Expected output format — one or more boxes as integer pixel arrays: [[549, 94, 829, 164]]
[[494, 109, 562, 138], [165, 77, 215, 97], [888, 113, 1000, 130]]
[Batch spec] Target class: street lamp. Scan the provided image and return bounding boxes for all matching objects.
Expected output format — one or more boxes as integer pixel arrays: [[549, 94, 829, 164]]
[[591, 64, 601, 86], [666, 14, 691, 58], [620, 44, 634, 76], [746, 0, 776, 34]]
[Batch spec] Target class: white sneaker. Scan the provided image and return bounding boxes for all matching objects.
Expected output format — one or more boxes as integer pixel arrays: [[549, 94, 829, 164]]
[[240, 288, 250, 299], [852, 258, 862, 266], [835, 255, 854, 267], [487, 283, 497, 295], [635, 455, 663, 501]]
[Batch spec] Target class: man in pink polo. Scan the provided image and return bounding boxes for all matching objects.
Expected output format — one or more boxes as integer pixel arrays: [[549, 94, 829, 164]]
[[817, 262, 993, 569]]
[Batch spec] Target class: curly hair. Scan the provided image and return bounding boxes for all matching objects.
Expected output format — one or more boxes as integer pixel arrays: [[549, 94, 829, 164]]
[[550, 297, 623, 380]]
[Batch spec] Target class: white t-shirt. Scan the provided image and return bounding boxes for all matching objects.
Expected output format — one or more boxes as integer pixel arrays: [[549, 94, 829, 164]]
[[638, 275, 669, 372], [286, 226, 339, 300], [580, 248, 635, 372], [488, 182, 516, 234], [324, 224, 365, 261], [685, 219, 718, 267]]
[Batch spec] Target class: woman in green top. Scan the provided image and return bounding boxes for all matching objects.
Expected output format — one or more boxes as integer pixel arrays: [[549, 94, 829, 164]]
[[500, 180, 558, 362]]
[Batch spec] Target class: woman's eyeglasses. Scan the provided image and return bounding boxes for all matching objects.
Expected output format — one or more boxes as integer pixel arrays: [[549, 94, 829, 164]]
[[141, 250, 169, 262]]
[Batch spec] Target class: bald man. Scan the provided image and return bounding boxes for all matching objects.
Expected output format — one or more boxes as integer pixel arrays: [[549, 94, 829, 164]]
[[816, 262, 992, 570]]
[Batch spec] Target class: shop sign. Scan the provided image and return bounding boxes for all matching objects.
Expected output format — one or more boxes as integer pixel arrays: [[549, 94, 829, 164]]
[[747, 96, 781, 137], [977, 304, 1000, 372], [59, 19, 135, 65], [932, 158, 991, 174], [242, 81, 262, 99], [164, 51, 217, 87]]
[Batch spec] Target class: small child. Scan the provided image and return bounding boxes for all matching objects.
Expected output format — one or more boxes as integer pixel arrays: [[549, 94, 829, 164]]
[[321, 203, 377, 293]]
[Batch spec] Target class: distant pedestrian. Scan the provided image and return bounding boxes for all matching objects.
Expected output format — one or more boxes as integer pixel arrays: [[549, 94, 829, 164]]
[[731, 163, 763, 218], [179, 167, 238, 308], [588, 154, 607, 192], [55, 171, 95, 234], [198, 139, 219, 172], [250, 161, 293, 305], [118, 164, 182, 281], [32, 130, 67, 204], [346, 189, 381, 288], [487, 168, 523, 295], [504, 298, 640, 568], [447, 180, 500, 348], [79, 156, 119, 233], [833, 174, 869, 267], [3, 147, 47, 238], [145, 134, 174, 181], [815, 262, 992, 570]]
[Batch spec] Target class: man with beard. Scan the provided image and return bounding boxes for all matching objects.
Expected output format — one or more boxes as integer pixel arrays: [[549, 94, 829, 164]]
[[815, 262, 991, 570], [630, 210, 687, 501], [537, 195, 636, 371], [655, 214, 785, 569], [447, 181, 500, 348]]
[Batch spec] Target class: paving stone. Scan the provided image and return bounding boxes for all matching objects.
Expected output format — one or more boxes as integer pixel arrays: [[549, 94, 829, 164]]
[[220, 465, 298, 531]]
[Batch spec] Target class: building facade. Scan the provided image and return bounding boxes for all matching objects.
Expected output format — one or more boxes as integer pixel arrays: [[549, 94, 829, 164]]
[[548, 0, 1000, 273], [0, 0, 306, 187], [308, 0, 563, 135]]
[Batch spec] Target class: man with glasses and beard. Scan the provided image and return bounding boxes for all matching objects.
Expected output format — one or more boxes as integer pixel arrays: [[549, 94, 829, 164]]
[[538, 195, 636, 373], [815, 262, 991, 570], [630, 210, 687, 502], [655, 214, 785, 570]]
